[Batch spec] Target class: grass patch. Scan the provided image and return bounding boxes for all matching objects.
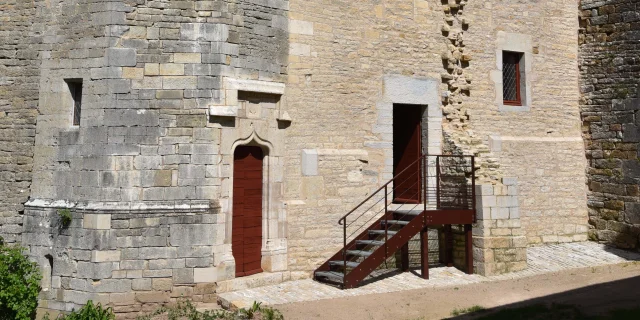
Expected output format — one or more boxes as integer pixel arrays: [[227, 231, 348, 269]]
[[451, 305, 485, 316], [136, 299, 283, 320]]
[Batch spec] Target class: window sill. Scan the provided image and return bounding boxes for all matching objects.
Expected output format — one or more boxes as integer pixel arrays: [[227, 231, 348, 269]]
[[498, 104, 530, 112]]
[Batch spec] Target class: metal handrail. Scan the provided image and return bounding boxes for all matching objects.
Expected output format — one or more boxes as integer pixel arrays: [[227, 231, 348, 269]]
[[338, 154, 428, 225], [338, 154, 476, 280]]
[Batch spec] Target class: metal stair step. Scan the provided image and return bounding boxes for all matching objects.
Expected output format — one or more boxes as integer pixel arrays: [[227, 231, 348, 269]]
[[329, 260, 360, 268], [315, 271, 344, 281], [356, 239, 385, 246], [391, 209, 423, 216], [346, 250, 373, 257], [368, 229, 398, 237], [381, 220, 410, 226]]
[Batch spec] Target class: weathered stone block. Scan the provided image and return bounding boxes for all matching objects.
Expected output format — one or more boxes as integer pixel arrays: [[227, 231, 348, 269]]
[[91, 250, 121, 262], [194, 267, 218, 283], [84, 214, 111, 230], [156, 90, 183, 99], [139, 247, 177, 259], [106, 48, 137, 67], [152, 278, 173, 291], [122, 67, 144, 79], [176, 115, 207, 128], [180, 23, 229, 42], [132, 278, 152, 291], [92, 279, 132, 293], [163, 76, 197, 89], [491, 207, 510, 220], [149, 259, 186, 270], [301, 149, 318, 176], [144, 63, 159, 76], [143, 269, 173, 278], [159, 64, 185, 76], [173, 268, 194, 284], [134, 156, 162, 170], [110, 292, 136, 306], [135, 291, 170, 303], [174, 53, 201, 63], [169, 224, 215, 247]]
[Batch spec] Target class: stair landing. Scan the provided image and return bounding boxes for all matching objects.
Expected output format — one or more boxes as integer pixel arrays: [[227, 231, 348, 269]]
[[217, 242, 640, 309]]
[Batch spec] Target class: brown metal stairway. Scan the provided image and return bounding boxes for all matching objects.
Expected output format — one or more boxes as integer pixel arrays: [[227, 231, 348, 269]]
[[314, 155, 476, 289]]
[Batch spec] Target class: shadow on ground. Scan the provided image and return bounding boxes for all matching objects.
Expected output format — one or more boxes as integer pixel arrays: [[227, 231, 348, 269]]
[[602, 243, 640, 262], [448, 271, 640, 319]]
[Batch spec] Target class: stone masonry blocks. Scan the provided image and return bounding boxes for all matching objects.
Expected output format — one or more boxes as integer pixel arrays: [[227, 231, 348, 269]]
[[84, 214, 112, 230], [473, 181, 527, 276], [106, 48, 137, 67], [580, 0, 640, 250]]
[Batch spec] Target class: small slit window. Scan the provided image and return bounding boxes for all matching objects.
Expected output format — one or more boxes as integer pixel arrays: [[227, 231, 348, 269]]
[[65, 79, 83, 126], [502, 51, 523, 106]]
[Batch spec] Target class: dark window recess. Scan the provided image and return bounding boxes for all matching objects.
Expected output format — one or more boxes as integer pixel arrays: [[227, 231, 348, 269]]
[[502, 51, 522, 106], [66, 79, 83, 126]]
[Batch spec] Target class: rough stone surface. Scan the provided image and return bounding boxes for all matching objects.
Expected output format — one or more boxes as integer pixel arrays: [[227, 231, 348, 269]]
[[0, 0, 41, 244], [579, 0, 640, 250]]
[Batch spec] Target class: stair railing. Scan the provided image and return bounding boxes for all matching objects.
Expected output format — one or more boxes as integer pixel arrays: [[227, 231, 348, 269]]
[[336, 154, 476, 279], [338, 154, 428, 276]]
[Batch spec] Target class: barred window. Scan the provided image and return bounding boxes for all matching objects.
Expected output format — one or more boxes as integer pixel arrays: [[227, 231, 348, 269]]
[[502, 51, 523, 106]]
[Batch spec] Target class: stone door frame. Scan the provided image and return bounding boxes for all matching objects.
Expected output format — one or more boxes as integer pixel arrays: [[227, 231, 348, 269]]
[[212, 78, 288, 282]]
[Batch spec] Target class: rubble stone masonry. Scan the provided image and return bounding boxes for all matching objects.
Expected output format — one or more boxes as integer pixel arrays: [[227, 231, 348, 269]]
[[579, 0, 640, 249], [0, 0, 42, 244]]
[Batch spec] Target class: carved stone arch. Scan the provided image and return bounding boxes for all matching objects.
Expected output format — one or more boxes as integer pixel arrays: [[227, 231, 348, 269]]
[[230, 130, 274, 156]]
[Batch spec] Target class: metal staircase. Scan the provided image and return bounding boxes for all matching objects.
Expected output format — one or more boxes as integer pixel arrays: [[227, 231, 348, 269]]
[[314, 155, 476, 289]]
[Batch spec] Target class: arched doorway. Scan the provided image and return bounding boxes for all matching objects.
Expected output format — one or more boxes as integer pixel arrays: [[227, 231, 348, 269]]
[[232, 145, 264, 277]]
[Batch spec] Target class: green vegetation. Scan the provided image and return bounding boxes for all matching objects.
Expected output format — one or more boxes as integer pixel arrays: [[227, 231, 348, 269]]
[[0, 240, 42, 320], [44, 301, 115, 320], [451, 305, 485, 316], [136, 299, 283, 320], [57, 209, 72, 228]]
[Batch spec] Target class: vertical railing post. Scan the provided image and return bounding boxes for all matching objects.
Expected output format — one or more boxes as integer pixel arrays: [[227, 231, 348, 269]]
[[471, 156, 476, 221], [464, 224, 473, 274], [423, 156, 426, 214], [384, 185, 388, 259], [436, 156, 441, 210], [343, 218, 347, 278]]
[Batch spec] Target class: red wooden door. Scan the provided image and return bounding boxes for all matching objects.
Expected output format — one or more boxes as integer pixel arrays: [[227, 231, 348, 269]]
[[393, 105, 422, 203], [232, 146, 264, 277]]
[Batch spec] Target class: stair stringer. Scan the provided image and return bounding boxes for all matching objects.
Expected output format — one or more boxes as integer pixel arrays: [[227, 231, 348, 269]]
[[343, 211, 427, 288], [314, 212, 394, 276]]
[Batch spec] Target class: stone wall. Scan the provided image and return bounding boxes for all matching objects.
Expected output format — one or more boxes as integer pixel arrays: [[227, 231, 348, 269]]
[[461, 0, 588, 245], [0, 0, 42, 243], [24, 0, 290, 316], [25, 202, 219, 315], [284, 0, 449, 274], [491, 137, 589, 244], [579, 0, 640, 249], [284, 0, 586, 276], [473, 179, 527, 276]]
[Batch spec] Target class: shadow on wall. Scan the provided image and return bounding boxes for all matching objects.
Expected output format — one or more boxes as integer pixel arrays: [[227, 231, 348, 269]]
[[448, 273, 640, 319]]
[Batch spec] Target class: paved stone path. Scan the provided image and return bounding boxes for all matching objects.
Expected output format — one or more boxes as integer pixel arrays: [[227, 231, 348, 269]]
[[218, 242, 640, 308]]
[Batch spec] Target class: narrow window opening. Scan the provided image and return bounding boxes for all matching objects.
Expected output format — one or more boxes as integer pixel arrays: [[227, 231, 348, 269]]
[[43, 254, 53, 291], [502, 51, 523, 106], [65, 79, 83, 126]]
